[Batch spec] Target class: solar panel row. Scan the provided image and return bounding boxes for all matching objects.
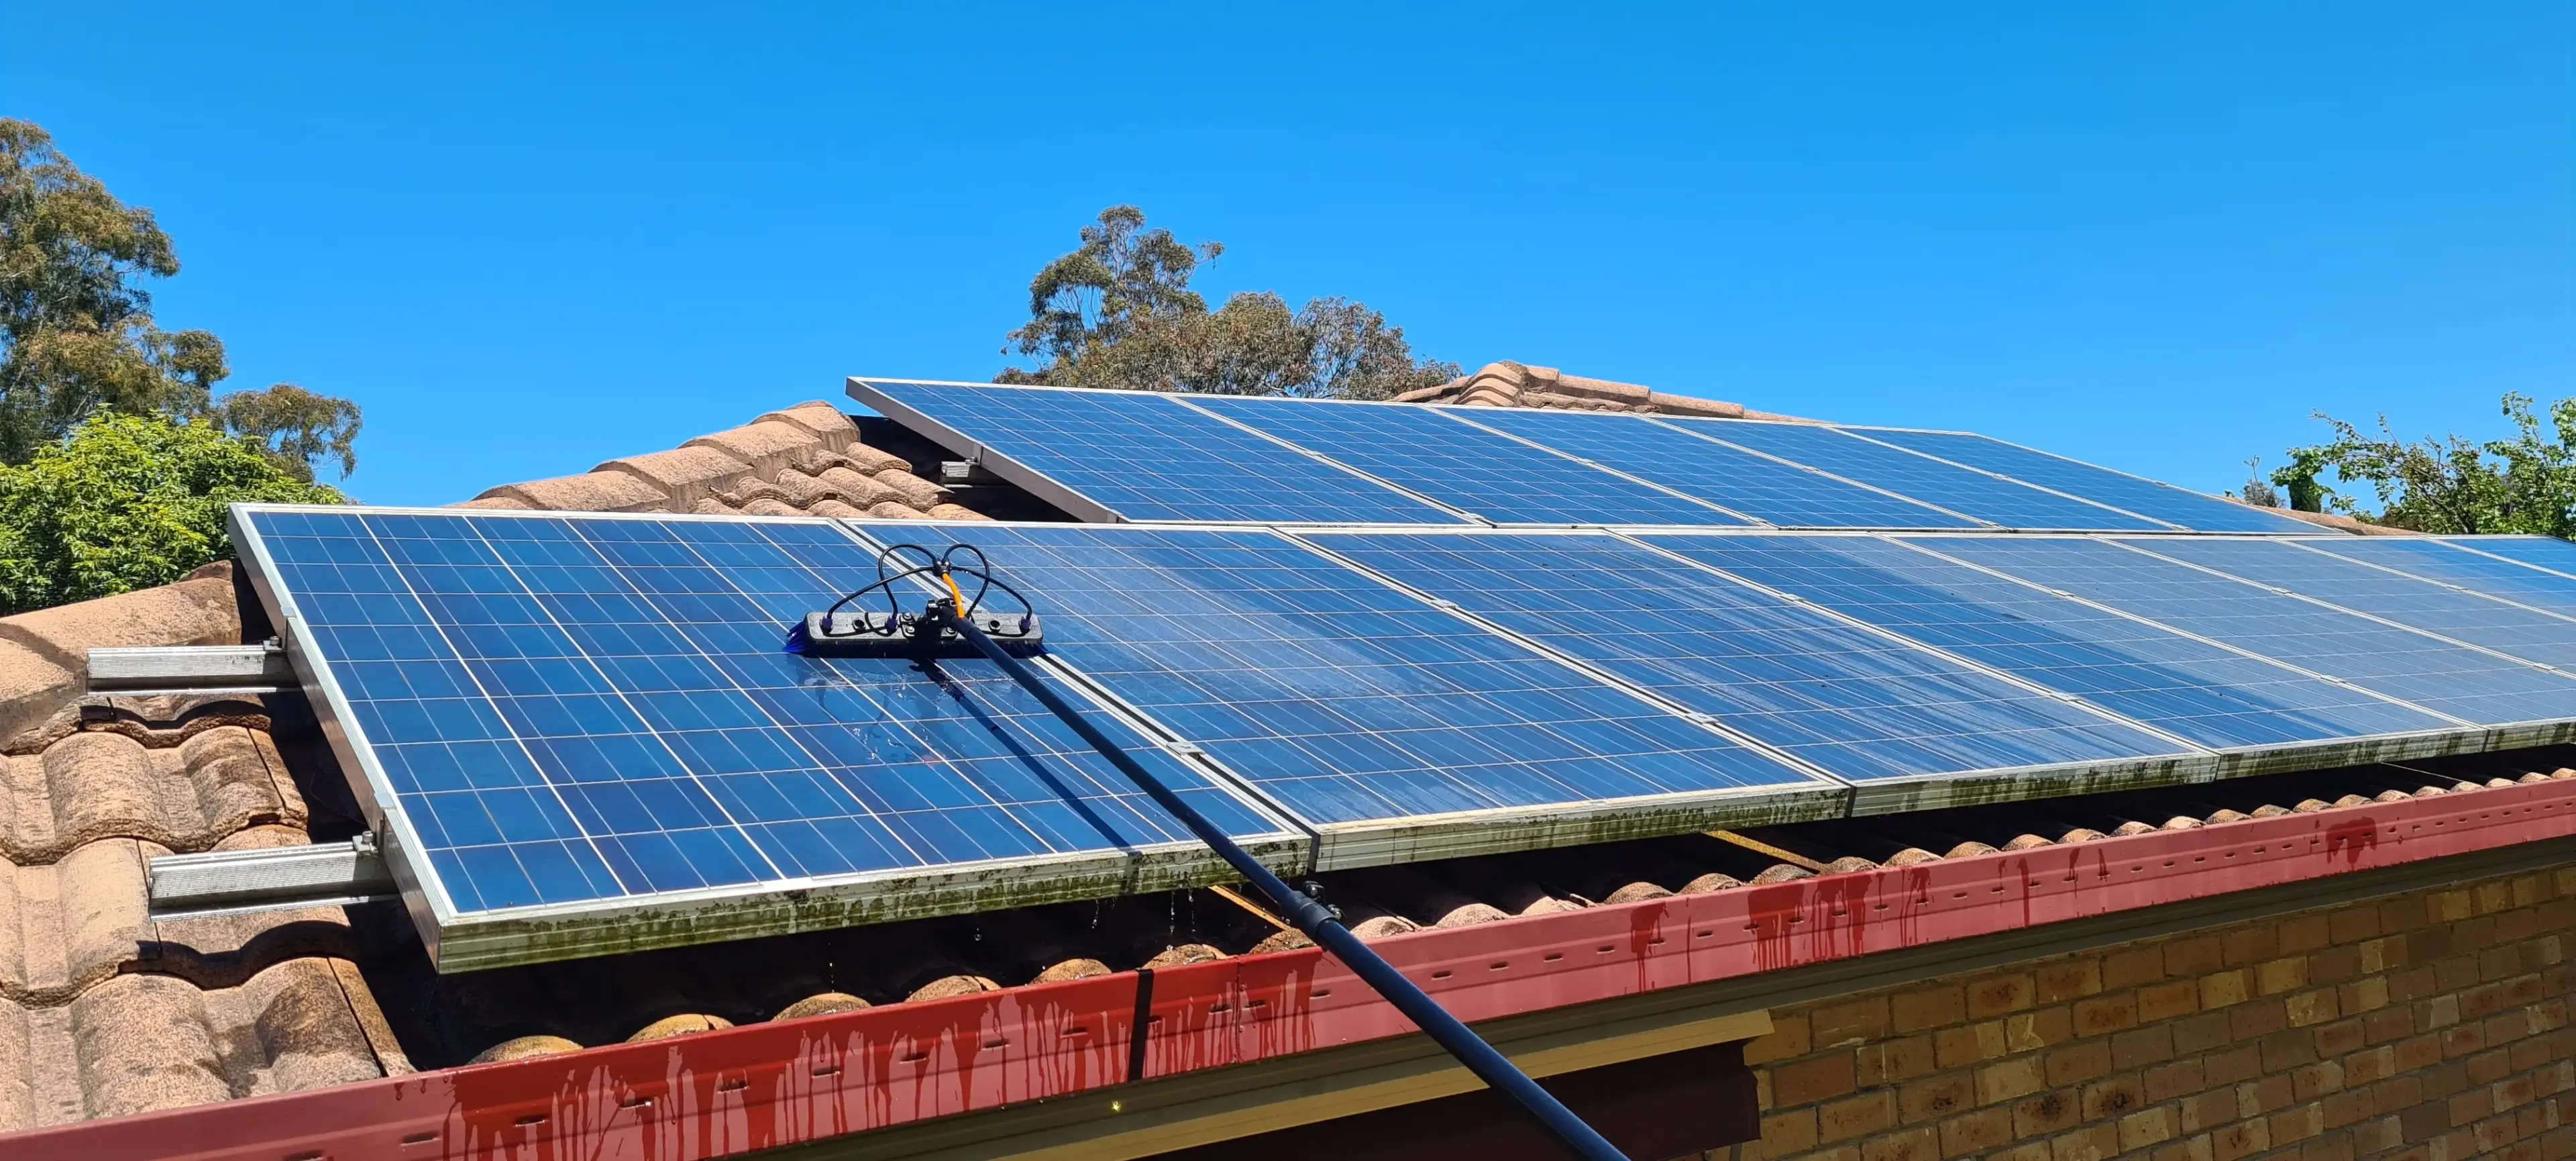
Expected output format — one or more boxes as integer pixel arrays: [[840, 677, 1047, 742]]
[[849, 379, 2324, 534], [237, 505, 2576, 970]]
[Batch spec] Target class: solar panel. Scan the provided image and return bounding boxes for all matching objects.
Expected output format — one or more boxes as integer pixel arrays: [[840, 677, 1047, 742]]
[[1301, 530, 2192, 784], [237, 507, 1296, 970], [1851, 427, 2318, 534], [2300, 537, 2576, 616], [849, 379, 1466, 525], [1674, 420, 2169, 532], [2433, 535, 2576, 577], [1449, 409, 1983, 529], [849, 522, 1838, 864], [1644, 534, 2455, 750], [2129, 538, 2576, 672], [1181, 395, 1756, 526], [1913, 536, 2576, 726]]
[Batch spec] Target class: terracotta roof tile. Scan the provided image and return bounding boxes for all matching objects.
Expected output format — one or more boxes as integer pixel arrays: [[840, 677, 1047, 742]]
[[2258, 505, 2417, 536], [592, 446, 758, 511], [468, 401, 967, 523], [683, 421, 826, 483], [754, 401, 862, 453], [0, 726, 305, 864], [0, 583, 396, 1134], [1396, 360, 1813, 421], [474, 471, 669, 513], [1396, 361, 1749, 417]]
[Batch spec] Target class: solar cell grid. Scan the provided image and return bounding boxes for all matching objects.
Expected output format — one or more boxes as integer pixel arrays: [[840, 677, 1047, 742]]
[[1451, 409, 1981, 529], [1644, 534, 2453, 749], [2302, 538, 2576, 617], [1913, 536, 2576, 726], [249, 509, 1281, 920], [2129, 538, 2576, 672], [853, 522, 1824, 827], [2438, 536, 2576, 578], [854, 380, 1464, 525], [1183, 395, 1754, 527], [1851, 427, 2318, 534], [1304, 531, 2191, 783], [1676, 420, 2168, 532]]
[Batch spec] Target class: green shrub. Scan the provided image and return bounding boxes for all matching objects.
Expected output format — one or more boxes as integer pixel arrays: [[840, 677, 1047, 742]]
[[0, 412, 344, 614]]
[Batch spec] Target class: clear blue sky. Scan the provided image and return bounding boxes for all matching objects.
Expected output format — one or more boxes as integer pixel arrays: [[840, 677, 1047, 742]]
[[5, 3, 2569, 507]]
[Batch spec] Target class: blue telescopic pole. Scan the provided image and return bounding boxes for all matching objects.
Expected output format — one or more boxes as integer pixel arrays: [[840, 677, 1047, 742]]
[[934, 603, 1630, 1161]]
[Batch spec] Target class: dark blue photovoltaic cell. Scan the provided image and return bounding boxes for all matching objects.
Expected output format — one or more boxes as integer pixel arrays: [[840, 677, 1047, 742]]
[[857, 381, 1464, 525], [1184, 396, 1754, 526], [1646, 534, 2453, 748], [2302, 538, 2576, 617], [1851, 427, 2317, 534], [250, 509, 1279, 917], [2437, 536, 2576, 578], [2128, 538, 2576, 671], [1307, 532, 2186, 783], [1674, 421, 2168, 532], [854, 523, 1823, 825], [1916, 536, 2576, 726], [1452, 409, 1981, 529]]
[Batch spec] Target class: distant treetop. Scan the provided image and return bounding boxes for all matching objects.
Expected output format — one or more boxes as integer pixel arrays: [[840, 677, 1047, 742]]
[[999, 205, 1458, 401]]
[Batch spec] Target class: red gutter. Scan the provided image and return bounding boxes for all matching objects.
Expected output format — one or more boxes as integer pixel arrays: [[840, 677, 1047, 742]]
[[16, 780, 2575, 1161]]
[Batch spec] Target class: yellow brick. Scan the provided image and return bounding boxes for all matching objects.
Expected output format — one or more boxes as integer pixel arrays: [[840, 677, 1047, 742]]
[[2200, 970, 2251, 1009], [2284, 989, 2337, 1027], [2255, 958, 2308, 996], [1978, 1056, 2047, 1105], [2119, 1107, 2179, 1151], [2430, 891, 2473, 922]]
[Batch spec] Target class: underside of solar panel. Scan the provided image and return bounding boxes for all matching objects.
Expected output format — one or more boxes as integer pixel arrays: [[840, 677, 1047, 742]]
[[233, 489, 2576, 971]]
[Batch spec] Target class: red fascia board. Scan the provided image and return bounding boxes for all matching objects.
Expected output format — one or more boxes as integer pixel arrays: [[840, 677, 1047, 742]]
[[15, 781, 2575, 1161]]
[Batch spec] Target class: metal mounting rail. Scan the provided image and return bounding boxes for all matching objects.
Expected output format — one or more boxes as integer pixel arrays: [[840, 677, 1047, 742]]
[[932, 602, 1631, 1161], [147, 834, 397, 919], [87, 642, 292, 694]]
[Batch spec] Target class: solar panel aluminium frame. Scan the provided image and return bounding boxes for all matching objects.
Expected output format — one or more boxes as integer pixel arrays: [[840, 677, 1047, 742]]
[[228, 503, 1312, 973], [832, 519, 1855, 870], [847, 376, 1480, 526]]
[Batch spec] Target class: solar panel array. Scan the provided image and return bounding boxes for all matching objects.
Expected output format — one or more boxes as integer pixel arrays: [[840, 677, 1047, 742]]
[[239, 509, 1300, 968], [238, 500, 2576, 969], [849, 378, 2324, 534]]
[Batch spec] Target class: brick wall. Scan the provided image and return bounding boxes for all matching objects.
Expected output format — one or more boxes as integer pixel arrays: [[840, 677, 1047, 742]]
[[1727, 866, 2576, 1161]]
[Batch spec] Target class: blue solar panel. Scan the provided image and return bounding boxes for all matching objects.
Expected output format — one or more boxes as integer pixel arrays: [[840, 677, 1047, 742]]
[[1304, 532, 2188, 783], [852, 522, 1824, 825], [1674, 421, 2169, 532], [1451, 409, 1982, 529], [854, 380, 1464, 525], [2436, 536, 2576, 578], [2301, 538, 2576, 616], [245, 509, 1283, 921], [1915, 536, 2576, 726], [1183, 395, 1755, 526], [2128, 537, 2576, 671], [1642, 534, 2453, 749], [1851, 427, 2317, 534]]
